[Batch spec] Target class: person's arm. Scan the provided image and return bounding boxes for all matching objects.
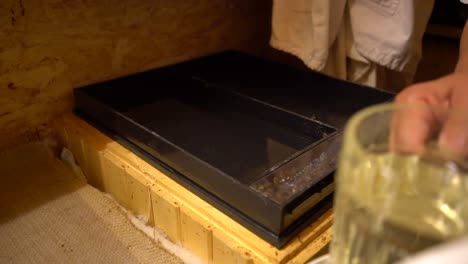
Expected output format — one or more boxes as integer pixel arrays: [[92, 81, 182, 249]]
[[455, 21, 468, 73]]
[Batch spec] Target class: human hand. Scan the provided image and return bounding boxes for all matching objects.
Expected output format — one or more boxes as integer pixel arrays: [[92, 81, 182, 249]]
[[391, 73, 468, 157]]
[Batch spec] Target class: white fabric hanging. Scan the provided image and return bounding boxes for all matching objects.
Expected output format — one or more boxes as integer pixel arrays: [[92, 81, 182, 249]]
[[270, 0, 434, 90]]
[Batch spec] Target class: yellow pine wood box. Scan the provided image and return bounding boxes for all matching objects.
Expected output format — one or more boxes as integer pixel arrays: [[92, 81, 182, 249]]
[[54, 114, 333, 264]]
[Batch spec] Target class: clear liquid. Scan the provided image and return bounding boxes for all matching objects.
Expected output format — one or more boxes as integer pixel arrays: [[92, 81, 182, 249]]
[[330, 153, 468, 264], [331, 197, 445, 264]]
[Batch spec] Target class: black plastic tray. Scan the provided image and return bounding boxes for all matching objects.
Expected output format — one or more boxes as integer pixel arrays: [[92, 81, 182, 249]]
[[74, 51, 394, 248], [169, 51, 394, 129]]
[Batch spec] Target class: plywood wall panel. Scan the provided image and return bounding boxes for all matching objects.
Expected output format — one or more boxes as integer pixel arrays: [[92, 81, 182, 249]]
[[0, 0, 271, 150]]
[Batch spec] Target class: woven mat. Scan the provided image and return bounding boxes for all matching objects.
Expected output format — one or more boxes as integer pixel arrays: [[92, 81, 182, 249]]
[[0, 143, 183, 264]]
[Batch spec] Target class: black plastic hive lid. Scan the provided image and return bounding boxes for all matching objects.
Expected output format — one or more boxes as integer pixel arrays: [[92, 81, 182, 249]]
[[74, 51, 394, 248]]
